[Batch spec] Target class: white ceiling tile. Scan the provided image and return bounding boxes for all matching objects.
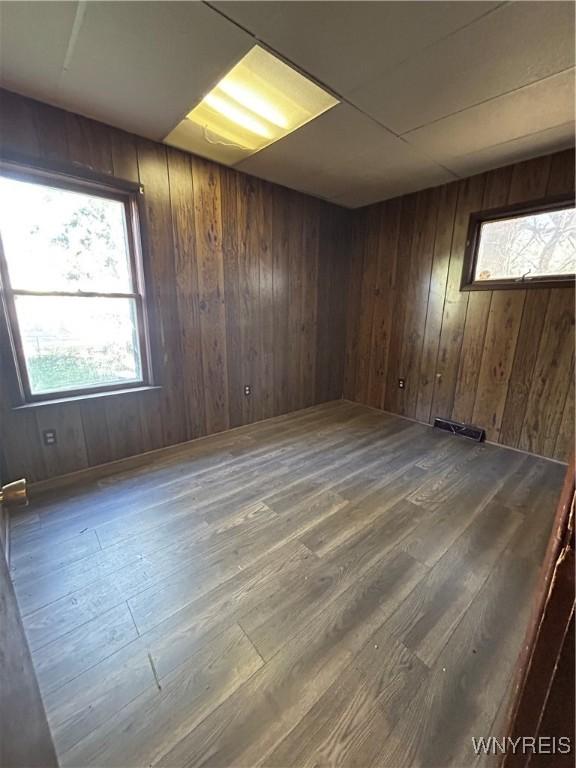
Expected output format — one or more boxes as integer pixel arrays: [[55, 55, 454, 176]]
[[0, 1, 573, 209], [56, 2, 253, 139], [442, 122, 575, 178], [326, 165, 458, 209], [404, 70, 575, 163], [237, 103, 455, 206], [350, 1, 575, 134], [214, 1, 498, 95], [0, 1, 78, 99]]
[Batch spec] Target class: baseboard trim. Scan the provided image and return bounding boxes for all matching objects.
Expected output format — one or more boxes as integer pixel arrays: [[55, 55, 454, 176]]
[[340, 399, 568, 467], [27, 400, 344, 498], [26, 397, 567, 498]]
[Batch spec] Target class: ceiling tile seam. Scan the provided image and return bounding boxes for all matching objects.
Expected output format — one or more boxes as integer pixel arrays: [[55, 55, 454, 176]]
[[203, 0, 573, 182], [439, 120, 576, 172], [206, 0, 507, 99], [400, 65, 576, 137], [202, 0, 461, 180], [348, 0, 509, 90], [57, 0, 87, 88], [179, 2, 566, 204], [201, 0, 448, 143], [202, 1, 341, 102], [161, 0, 315, 142]]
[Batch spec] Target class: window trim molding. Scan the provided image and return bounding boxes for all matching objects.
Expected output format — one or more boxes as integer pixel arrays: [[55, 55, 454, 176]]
[[0, 150, 143, 195], [0, 156, 156, 405], [461, 193, 576, 292]]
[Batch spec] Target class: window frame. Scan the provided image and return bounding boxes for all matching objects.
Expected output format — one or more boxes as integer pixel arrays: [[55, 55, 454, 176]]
[[0, 155, 155, 405], [461, 194, 576, 291]]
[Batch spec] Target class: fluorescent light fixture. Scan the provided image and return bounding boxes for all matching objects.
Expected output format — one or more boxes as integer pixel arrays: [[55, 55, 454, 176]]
[[203, 93, 272, 139], [164, 45, 339, 165]]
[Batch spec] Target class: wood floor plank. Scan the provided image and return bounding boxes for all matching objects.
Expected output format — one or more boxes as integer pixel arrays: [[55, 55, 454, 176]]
[[299, 465, 427, 556], [18, 402, 351, 536], [16, 405, 353, 552], [240, 498, 430, 661], [44, 637, 157, 755], [143, 541, 314, 680], [15, 411, 375, 600], [16, 498, 268, 619], [402, 447, 524, 566], [156, 550, 425, 768], [46, 540, 311, 756], [492, 454, 565, 516], [383, 500, 522, 666], [32, 602, 139, 695], [10, 529, 102, 582], [61, 624, 263, 768], [264, 639, 428, 768], [376, 524, 546, 768], [18, 450, 345, 619], [127, 494, 346, 636], [11, 404, 565, 768], [24, 500, 277, 646]]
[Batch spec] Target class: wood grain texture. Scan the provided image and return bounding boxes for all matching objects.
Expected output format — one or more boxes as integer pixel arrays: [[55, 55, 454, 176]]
[[345, 150, 575, 460], [1, 538, 58, 768], [1, 89, 572, 475], [366, 198, 401, 409], [8, 402, 566, 768], [416, 182, 458, 423], [452, 166, 513, 425], [0, 89, 349, 482], [519, 289, 575, 456]]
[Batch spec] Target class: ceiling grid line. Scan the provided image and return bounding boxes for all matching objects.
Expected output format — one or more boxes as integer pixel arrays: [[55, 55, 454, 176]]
[[1, 1, 573, 208]]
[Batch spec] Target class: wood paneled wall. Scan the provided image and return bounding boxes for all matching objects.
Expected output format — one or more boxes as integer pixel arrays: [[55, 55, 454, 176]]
[[0, 90, 349, 482], [1, 90, 572, 479], [344, 149, 575, 461]]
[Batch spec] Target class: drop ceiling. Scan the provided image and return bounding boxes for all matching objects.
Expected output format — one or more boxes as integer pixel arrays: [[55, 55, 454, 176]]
[[0, 1, 574, 208]]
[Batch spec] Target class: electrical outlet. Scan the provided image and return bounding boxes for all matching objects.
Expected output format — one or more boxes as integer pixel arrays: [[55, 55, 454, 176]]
[[43, 429, 57, 446], [398, 378, 406, 390], [244, 384, 251, 396]]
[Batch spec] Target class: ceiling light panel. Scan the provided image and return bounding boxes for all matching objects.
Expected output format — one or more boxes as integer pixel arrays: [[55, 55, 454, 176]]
[[164, 45, 339, 165]]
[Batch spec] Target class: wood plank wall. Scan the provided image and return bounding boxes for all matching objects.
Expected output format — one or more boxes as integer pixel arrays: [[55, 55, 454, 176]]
[[344, 149, 575, 462], [0, 89, 349, 482]]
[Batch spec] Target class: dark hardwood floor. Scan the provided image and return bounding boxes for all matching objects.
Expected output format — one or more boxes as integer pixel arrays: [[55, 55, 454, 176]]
[[9, 400, 566, 767]]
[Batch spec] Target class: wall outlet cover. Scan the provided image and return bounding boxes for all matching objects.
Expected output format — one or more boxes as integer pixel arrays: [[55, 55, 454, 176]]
[[42, 430, 57, 446]]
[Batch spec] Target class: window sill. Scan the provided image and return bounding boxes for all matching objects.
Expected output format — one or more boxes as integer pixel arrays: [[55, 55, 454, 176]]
[[461, 279, 575, 291], [12, 385, 162, 410]]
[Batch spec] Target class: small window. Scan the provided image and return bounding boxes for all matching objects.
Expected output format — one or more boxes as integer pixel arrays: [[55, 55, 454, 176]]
[[462, 197, 576, 290], [0, 162, 152, 403]]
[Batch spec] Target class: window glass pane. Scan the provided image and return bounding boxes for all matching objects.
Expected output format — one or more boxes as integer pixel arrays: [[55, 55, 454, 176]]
[[475, 207, 576, 281], [0, 176, 132, 292], [15, 296, 142, 395]]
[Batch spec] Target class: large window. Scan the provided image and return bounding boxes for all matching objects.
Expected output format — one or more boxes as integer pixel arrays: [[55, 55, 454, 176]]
[[462, 197, 576, 290], [0, 162, 152, 403]]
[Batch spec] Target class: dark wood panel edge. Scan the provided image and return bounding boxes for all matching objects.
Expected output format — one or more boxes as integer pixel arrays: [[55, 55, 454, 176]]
[[502, 455, 575, 767]]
